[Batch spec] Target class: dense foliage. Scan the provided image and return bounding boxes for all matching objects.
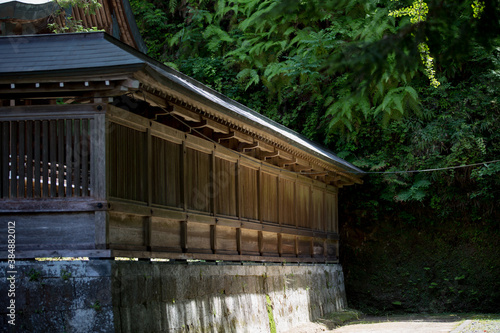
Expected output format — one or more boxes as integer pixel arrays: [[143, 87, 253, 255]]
[[130, 0, 500, 313]]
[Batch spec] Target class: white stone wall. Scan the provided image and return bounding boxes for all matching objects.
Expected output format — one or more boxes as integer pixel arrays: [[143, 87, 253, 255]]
[[0, 260, 347, 332]]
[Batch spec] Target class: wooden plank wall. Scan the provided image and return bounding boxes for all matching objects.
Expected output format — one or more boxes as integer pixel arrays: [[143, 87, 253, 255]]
[[107, 106, 340, 262], [0, 118, 92, 199], [0, 105, 110, 259]]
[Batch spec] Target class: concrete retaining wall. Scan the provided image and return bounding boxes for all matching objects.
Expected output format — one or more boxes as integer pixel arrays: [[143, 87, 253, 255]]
[[0, 260, 347, 332]]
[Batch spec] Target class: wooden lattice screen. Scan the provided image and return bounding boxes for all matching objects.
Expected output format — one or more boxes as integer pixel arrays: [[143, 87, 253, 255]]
[[0, 119, 91, 199]]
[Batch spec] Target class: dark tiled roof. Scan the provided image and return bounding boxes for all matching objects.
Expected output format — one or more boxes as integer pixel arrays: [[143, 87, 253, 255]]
[[0, 32, 364, 175], [0, 33, 144, 74]]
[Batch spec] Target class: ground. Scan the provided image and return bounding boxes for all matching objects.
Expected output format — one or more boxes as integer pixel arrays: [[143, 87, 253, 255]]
[[285, 314, 500, 333]]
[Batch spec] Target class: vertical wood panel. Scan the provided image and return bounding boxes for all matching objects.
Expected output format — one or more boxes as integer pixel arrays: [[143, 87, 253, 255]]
[[261, 172, 278, 223], [65, 119, 73, 197], [236, 160, 241, 219], [92, 114, 106, 200], [42, 120, 49, 198], [49, 120, 57, 197], [108, 122, 146, 202], [210, 153, 216, 216], [181, 141, 187, 211], [26, 121, 33, 198], [81, 119, 89, 197], [73, 120, 81, 197], [296, 183, 310, 228], [1, 122, 9, 198], [334, 193, 338, 233], [57, 119, 64, 197], [151, 138, 181, 208], [325, 192, 336, 233], [10, 121, 17, 198], [311, 188, 324, 231], [147, 126, 153, 206], [240, 166, 258, 220], [214, 158, 237, 217], [186, 148, 211, 212], [18, 121, 25, 198], [95, 210, 108, 249], [279, 179, 295, 226], [152, 137, 165, 205], [34, 121, 41, 198]]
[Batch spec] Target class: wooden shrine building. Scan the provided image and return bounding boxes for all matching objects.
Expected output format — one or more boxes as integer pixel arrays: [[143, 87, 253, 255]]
[[0, 13, 363, 263]]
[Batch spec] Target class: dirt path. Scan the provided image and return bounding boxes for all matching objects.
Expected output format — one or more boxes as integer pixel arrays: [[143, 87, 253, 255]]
[[285, 315, 464, 333]]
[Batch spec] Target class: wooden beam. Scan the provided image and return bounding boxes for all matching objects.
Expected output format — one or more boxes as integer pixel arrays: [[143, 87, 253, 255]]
[[294, 165, 313, 172], [257, 140, 275, 153], [189, 119, 207, 129], [170, 104, 201, 122], [214, 131, 235, 142], [240, 142, 260, 151], [0, 80, 126, 95], [278, 156, 296, 168], [260, 150, 279, 159], [302, 171, 328, 177], [0, 249, 113, 260], [0, 199, 107, 213]]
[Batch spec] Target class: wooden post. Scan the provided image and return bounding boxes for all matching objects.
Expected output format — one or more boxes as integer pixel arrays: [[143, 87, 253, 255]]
[[322, 188, 327, 232], [26, 120, 33, 198], [81, 119, 89, 197], [144, 216, 152, 250], [278, 233, 283, 257], [49, 119, 57, 197], [34, 121, 41, 198], [258, 231, 263, 256], [210, 152, 216, 216], [65, 119, 73, 197], [147, 123, 153, 206], [277, 174, 281, 226], [236, 228, 242, 255], [18, 120, 25, 198], [1, 122, 9, 198], [181, 221, 188, 253], [91, 114, 106, 200], [181, 140, 187, 211], [210, 224, 217, 254], [236, 159, 241, 219], [73, 120, 80, 197], [210, 152, 217, 253], [57, 119, 64, 197], [10, 121, 17, 198], [258, 166, 262, 224], [95, 210, 108, 250]]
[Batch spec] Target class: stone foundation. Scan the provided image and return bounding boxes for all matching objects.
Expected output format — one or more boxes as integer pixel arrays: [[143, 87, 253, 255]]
[[0, 260, 347, 332]]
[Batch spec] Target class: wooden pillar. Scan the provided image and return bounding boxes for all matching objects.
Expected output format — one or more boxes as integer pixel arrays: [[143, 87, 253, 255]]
[[1, 122, 9, 198], [210, 151, 217, 254], [146, 122, 153, 206], [26, 120, 33, 198], [11, 121, 17, 198], [258, 165, 263, 224], [181, 140, 188, 211], [92, 113, 107, 200], [92, 111, 108, 250], [236, 159, 241, 219]]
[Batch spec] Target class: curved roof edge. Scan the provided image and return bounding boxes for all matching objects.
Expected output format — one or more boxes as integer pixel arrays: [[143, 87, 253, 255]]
[[0, 32, 364, 176]]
